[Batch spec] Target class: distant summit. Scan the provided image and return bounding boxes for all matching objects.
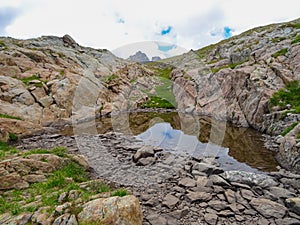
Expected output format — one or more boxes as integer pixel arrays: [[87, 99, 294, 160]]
[[127, 51, 149, 63], [151, 56, 161, 61]]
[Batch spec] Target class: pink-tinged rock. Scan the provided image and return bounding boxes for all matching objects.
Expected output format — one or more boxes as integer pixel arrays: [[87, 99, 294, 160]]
[[78, 195, 143, 225]]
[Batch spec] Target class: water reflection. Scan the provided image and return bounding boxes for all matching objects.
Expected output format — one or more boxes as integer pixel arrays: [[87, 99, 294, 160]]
[[61, 112, 278, 172]]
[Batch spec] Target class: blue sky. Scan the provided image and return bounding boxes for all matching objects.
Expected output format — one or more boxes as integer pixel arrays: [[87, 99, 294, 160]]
[[0, 0, 300, 58]]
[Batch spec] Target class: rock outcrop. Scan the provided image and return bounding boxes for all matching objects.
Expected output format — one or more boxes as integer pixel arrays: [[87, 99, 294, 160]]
[[164, 19, 300, 130], [0, 35, 159, 137], [163, 18, 300, 172]]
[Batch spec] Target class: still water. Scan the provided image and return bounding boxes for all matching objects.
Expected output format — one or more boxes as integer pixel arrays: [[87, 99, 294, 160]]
[[62, 112, 278, 172]]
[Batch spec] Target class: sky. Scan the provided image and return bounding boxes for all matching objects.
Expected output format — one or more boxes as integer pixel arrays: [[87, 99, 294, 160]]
[[0, 0, 300, 59]]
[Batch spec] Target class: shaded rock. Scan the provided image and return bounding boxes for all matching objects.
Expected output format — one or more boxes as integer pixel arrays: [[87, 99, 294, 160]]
[[249, 198, 287, 218], [269, 186, 296, 199], [240, 189, 255, 201], [186, 191, 212, 202], [78, 195, 143, 225], [208, 200, 229, 211], [193, 162, 223, 175], [286, 198, 300, 216], [162, 194, 179, 209], [209, 174, 231, 187]]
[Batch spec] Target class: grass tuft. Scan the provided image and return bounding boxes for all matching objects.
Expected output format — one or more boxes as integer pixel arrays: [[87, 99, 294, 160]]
[[111, 189, 129, 197], [291, 35, 300, 45], [282, 122, 298, 136], [22, 147, 67, 157], [272, 48, 288, 58], [0, 114, 22, 120]]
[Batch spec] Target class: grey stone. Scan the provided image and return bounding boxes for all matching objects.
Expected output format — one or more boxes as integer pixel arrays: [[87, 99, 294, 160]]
[[193, 163, 223, 175], [224, 189, 236, 204], [209, 175, 231, 187], [240, 189, 255, 201], [204, 213, 218, 225], [186, 191, 212, 202], [208, 200, 229, 211], [250, 198, 287, 218], [178, 177, 196, 187], [146, 213, 168, 225], [269, 186, 296, 199], [275, 217, 300, 225], [136, 157, 155, 166], [162, 194, 179, 209], [133, 146, 155, 162]]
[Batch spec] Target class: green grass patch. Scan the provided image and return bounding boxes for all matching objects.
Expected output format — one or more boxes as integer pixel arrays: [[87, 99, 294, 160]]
[[0, 113, 22, 120], [111, 189, 129, 197], [140, 96, 175, 109], [272, 48, 288, 58], [0, 141, 19, 159], [9, 133, 18, 142], [282, 122, 298, 136], [103, 74, 118, 83], [22, 146, 67, 157], [19, 75, 40, 85], [270, 80, 300, 113], [291, 35, 300, 45]]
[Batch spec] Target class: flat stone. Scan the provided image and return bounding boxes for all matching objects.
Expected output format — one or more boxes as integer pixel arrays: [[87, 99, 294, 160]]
[[146, 213, 168, 225], [221, 171, 278, 188], [269, 186, 296, 199], [224, 189, 236, 204], [275, 217, 300, 225], [0, 173, 29, 190], [209, 175, 231, 187], [186, 191, 212, 202], [286, 198, 300, 216], [178, 177, 196, 188], [250, 198, 287, 219], [162, 194, 179, 209], [240, 189, 255, 201], [136, 157, 155, 166], [196, 176, 212, 187], [22, 174, 46, 183], [204, 213, 218, 225], [193, 162, 223, 175], [217, 210, 235, 217], [208, 200, 229, 211]]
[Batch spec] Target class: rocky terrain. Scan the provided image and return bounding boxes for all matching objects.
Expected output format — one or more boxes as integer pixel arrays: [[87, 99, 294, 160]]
[[7, 132, 299, 225], [0, 18, 300, 224]]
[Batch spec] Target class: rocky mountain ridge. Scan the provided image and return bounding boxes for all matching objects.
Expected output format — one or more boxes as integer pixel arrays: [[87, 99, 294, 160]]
[[162, 18, 300, 172]]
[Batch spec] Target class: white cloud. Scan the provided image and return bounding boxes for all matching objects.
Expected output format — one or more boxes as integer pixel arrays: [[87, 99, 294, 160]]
[[1, 0, 300, 57]]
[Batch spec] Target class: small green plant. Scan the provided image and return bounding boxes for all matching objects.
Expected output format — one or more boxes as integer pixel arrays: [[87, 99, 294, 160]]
[[291, 35, 300, 45], [296, 131, 300, 139], [0, 113, 22, 120], [282, 122, 298, 136], [19, 75, 40, 85], [111, 189, 129, 197], [9, 133, 18, 142], [272, 48, 288, 58], [60, 70, 65, 76]]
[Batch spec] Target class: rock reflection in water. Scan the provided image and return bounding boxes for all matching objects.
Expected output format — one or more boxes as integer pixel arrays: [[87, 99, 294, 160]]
[[61, 111, 278, 172]]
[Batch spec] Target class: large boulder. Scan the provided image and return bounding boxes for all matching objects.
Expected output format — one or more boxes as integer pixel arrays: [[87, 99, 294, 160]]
[[78, 195, 143, 225]]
